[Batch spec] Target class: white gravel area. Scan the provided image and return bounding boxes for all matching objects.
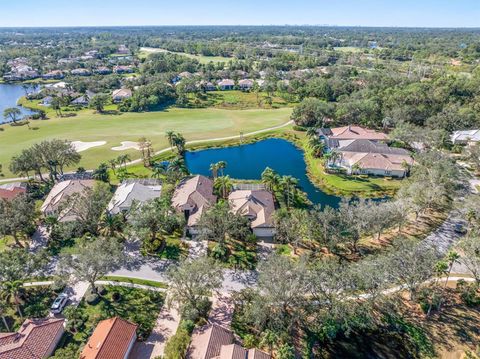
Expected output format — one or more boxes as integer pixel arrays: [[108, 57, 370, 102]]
[[111, 141, 141, 151], [71, 140, 106, 152]]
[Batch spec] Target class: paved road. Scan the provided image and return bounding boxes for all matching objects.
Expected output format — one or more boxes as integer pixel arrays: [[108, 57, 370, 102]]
[[0, 120, 294, 183]]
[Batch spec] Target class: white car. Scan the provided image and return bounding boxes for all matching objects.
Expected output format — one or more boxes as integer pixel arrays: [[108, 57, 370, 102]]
[[50, 293, 69, 314]]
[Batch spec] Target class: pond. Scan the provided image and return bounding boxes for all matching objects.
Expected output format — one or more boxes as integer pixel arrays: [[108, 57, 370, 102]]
[[185, 138, 342, 207], [0, 83, 37, 123]]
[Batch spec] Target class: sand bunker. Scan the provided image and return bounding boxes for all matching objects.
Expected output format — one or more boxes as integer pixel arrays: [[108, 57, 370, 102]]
[[111, 141, 141, 151], [71, 141, 106, 152]]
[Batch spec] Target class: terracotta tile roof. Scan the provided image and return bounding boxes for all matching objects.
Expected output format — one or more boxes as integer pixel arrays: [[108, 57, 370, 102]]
[[0, 182, 27, 201], [329, 126, 388, 141], [0, 318, 65, 359], [342, 152, 413, 172], [188, 324, 234, 359], [80, 317, 137, 359], [228, 190, 275, 229]]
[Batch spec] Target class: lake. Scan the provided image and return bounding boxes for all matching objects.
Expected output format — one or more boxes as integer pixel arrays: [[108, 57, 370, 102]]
[[0, 83, 37, 123], [185, 138, 342, 207]]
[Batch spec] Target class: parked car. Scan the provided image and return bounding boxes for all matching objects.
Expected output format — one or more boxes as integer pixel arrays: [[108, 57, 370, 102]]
[[453, 223, 467, 234], [50, 293, 69, 314]]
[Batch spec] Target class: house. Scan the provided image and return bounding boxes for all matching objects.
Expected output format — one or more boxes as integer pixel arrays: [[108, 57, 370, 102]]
[[107, 179, 162, 215], [198, 80, 216, 91], [117, 45, 130, 55], [95, 66, 112, 75], [71, 95, 89, 106], [113, 65, 134, 74], [42, 70, 64, 80], [171, 175, 217, 235], [0, 182, 27, 201], [238, 79, 254, 90], [80, 317, 137, 359], [218, 79, 235, 90], [338, 152, 414, 178], [188, 324, 270, 359], [451, 129, 480, 146], [228, 190, 275, 237], [41, 179, 96, 221], [71, 68, 91, 76], [112, 88, 132, 102], [40, 95, 54, 106], [0, 318, 65, 359], [318, 125, 388, 142]]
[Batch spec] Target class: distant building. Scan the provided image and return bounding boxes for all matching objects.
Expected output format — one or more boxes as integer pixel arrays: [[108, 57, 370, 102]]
[[80, 317, 137, 359], [238, 79, 254, 90], [228, 189, 275, 237], [107, 179, 162, 215], [95, 66, 112, 75], [217, 79, 235, 90], [112, 88, 133, 102], [113, 65, 134, 74], [71, 68, 91, 76], [172, 175, 217, 235], [0, 182, 27, 201], [41, 179, 96, 221], [42, 70, 64, 80], [116, 45, 130, 55], [451, 129, 480, 146], [198, 80, 217, 91], [0, 318, 65, 359]]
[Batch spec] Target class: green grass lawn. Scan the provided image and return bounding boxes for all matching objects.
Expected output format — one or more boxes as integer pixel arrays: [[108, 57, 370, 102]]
[[100, 276, 168, 289], [0, 103, 291, 177], [139, 47, 232, 64], [69, 285, 163, 345]]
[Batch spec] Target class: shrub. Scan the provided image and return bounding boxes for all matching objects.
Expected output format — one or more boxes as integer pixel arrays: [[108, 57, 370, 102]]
[[179, 319, 195, 334], [292, 125, 307, 131], [164, 326, 191, 359], [85, 293, 100, 305], [457, 280, 480, 307]]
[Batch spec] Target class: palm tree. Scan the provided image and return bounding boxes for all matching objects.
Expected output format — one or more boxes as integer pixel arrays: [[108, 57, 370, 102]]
[[152, 162, 168, 179], [328, 149, 342, 167], [351, 162, 362, 176], [309, 138, 324, 158], [173, 134, 186, 155], [217, 161, 227, 176], [99, 213, 125, 238], [0, 306, 10, 331], [166, 131, 176, 148], [214, 176, 233, 199], [280, 175, 298, 209], [261, 167, 280, 192], [167, 157, 188, 174], [117, 154, 131, 170], [209, 163, 219, 179], [306, 127, 318, 139], [108, 159, 118, 175], [1, 280, 24, 319]]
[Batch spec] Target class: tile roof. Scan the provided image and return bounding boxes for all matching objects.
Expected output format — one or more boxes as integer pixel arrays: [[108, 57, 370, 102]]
[[0, 182, 27, 201], [329, 126, 388, 141], [218, 344, 247, 359], [40, 180, 96, 220], [247, 349, 271, 359], [80, 317, 137, 359], [342, 152, 413, 172], [108, 179, 162, 214], [228, 190, 275, 229], [0, 318, 65, 359], [172, 175, 217, 227], [188, 324, 234, 359], [337, 139, 410, 155]]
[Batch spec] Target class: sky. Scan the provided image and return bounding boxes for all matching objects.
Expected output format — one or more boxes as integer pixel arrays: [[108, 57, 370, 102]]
[[0, 0, 479, 28]]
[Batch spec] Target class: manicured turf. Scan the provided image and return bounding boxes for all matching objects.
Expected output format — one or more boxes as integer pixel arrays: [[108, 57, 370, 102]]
[[0, 105, 291, 177], [139, 47, 232, 64]]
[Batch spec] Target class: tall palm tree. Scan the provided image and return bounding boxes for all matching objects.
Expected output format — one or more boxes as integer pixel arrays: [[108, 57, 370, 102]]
[[217, 161, 227, 176], [166, 131, 176, 148], [280, 175, 298, 209], [1, 280, 24, 319], [209, 163, 219, 179], [261, 167, 280, 192], [214, 176, 233, 199], [108, 159, 118, 175], [351, 162, 362, 176], [152, 162, 168, 179], [173, 134, 186, 155], [117, 154, 131, 170], [167, 157, 188, 174]]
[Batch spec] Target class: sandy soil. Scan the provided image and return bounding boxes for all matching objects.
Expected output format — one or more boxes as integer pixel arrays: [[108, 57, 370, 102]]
[[71, 141, 106, 152], [111, 141, 141, 151]]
